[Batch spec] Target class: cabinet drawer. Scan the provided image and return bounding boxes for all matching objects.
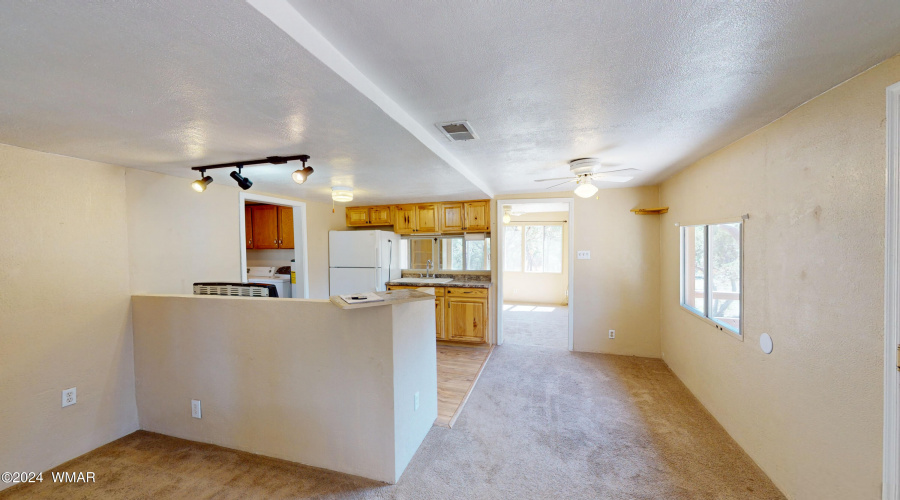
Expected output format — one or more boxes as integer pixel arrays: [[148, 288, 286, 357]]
[[387, 285, 445, 296], [445, 287, 487, 298]]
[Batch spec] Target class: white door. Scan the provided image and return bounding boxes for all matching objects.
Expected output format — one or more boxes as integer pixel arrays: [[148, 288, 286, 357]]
[[330, 230, 378, 268], [330, 267, 380, 296]]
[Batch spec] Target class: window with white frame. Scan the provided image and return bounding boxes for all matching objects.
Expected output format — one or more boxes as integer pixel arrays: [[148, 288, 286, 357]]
[[399, 236, 490, 271], [680, 222, 742, 334], [504, 224, 563, 273]]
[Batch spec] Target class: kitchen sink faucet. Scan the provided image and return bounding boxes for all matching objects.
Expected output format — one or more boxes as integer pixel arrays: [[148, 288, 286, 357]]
[[423, 259, 433, 278]]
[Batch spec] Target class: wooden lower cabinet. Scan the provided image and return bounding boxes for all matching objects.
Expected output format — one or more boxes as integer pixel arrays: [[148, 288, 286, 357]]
[[445, 296, 487, 343], [386, 285, 489, 344], [435, 297, 445, 340]]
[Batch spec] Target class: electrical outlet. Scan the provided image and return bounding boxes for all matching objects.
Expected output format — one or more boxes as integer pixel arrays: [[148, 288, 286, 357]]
[[577, 251, 591, 260], [191, 399, 202, 419], [62, 387, 76, 408], [414, 392, 420, 411], [608, 329, 616, 339]]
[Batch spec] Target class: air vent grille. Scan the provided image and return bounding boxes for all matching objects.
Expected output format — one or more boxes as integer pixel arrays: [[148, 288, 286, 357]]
[[437, 121, 477, 141]]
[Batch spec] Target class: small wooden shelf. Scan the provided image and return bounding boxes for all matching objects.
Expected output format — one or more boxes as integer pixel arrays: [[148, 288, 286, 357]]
[[631, 207, 669, 215]]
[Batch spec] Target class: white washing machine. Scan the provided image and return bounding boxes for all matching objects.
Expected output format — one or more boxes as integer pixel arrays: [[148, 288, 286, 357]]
[[247, 267, 292, 298]]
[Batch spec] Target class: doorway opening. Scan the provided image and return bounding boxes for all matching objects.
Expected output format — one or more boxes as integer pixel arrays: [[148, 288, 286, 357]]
[[496, 198, 575, 350], [240, 192, 309, 299]]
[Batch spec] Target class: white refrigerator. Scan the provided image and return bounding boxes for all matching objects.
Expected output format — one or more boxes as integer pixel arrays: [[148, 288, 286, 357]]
[[329, 230, 401, 296]]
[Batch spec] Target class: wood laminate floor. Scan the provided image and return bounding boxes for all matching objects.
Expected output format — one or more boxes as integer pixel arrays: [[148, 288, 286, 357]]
[[435, 344, 493, 427]]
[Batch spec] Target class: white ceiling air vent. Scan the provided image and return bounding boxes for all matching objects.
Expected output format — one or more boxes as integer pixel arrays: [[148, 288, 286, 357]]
[[437, 121, 478, 141]]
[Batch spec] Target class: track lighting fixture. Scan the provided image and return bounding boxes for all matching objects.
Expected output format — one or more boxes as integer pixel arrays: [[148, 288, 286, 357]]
[[189, 154, 313, 193], [292, 154, 314, 184], [230, 166, 253, 190], [191, 170, 213, 192]]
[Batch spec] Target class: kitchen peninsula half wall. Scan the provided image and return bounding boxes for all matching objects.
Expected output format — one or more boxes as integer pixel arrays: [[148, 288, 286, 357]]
[[131, 293, 436, 484]]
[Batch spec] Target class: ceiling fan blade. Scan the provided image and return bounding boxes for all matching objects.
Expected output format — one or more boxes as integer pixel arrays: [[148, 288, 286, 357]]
[[534, 176, 575, 182], [594, 167, 640, 175], [545, 179, 577, 189], [593, 175, 634, 183]]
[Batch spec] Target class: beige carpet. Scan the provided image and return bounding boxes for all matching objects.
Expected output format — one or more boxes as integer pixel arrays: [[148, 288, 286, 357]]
[[1, 345, 784, 499], [503, 303, 569, 349]]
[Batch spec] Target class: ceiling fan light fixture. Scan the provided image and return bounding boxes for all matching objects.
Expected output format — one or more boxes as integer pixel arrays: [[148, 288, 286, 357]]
[[331, 186, 353, 203], [574, 177, 598, 198]]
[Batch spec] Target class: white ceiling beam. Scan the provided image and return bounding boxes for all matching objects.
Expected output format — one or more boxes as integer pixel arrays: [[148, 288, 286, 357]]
[[247, 0, 494, 198]]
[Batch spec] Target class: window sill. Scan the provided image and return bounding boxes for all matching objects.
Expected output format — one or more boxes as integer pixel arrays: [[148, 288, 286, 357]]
[[678, 304, 743, 341]]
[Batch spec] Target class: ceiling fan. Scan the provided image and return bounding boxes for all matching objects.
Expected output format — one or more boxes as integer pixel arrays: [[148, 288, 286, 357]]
[[535, 158, 638, 198]]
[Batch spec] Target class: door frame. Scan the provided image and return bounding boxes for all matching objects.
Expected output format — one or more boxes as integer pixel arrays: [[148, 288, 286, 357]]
[[495, 197, 575, 351], [885, 81, 900, 500], [239, 192, 310, 299]]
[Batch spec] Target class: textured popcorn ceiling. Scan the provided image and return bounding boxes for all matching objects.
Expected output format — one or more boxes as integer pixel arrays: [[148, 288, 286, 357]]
[[1, 1, 900, 202], [282, 0, 900, 193]]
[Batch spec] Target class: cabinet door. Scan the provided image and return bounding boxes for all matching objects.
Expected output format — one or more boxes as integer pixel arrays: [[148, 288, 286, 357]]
[[435, 297, 445, 340], [446, 297, 487, 343], [245, 206, 254, 249], [251, 205, 279, 249], [369, 206, 393, 225], [464, 201, 489, 232], [346, 206, 370, 226], [278, 206, 294, 249], [394, 205, 417, 234], [416, 203, 440, 232], [441, 202, 464, 233]]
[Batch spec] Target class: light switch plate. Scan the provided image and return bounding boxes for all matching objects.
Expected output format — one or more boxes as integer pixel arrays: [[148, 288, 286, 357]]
[[191, 399, 202, 419], [577, 251, 591, 260]]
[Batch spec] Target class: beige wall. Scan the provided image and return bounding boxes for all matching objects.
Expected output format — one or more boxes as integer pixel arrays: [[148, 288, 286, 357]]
[[658, 55, 900, 499], [125, 169, 344, 299], [493, 187, 661, 357], [0, 144, 139, 490], [502, 211, 569, 305], [132, 294, 437, 483]]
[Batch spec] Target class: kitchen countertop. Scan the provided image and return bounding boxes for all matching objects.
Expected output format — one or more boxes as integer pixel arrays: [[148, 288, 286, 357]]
[[329, 289, 436, 309], [385, 279, 493, 289]]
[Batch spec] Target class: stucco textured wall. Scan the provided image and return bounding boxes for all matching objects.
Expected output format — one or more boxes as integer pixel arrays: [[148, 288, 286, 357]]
[[658, 54, 900, 499], [0, 144, 139, 490]]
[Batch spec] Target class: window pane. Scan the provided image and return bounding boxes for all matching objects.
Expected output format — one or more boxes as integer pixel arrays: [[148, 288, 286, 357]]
[[709, 223, 741, 332], [399, 239, 409, 269], [408, 238, 434, 269], [543, 225, 563, 273], [682, 226, 705, 314], [466, 238, 490, 271], [504, 226, 522, 271], [524, 226, 544, 272], [439, 237, 464, 270]]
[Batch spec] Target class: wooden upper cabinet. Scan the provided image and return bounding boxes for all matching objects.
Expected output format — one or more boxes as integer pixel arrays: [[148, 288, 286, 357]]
[[347, 206, 393, 226], [346, 207, 370, 227], [463, 201, 490, 231], [245, 206, 254, 249], [440, 203, 464, 233], [278, 206, 294, 249], [251, 205, 279, 249], [369, 206, 393, 225], [345, 199, 489, 233], [394, 205, 417, 234], [415, 203, 440, 232]]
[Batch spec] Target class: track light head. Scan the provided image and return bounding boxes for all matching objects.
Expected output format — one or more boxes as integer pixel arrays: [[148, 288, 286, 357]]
[[191, 170, 213, 193], [230, 168, 253, 190], [292, 166, 314, 184]]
